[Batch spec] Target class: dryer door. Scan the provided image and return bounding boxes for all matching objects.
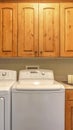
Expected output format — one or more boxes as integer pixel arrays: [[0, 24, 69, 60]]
[[0, 97, 4, 130]]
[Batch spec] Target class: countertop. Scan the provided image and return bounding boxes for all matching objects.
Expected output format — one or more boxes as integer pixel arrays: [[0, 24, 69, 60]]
[[61, 81, 73, 89]]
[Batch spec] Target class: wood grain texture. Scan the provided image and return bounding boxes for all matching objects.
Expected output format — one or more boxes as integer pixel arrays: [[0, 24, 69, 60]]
[[39, 3, 59, 57], [0, 3, 17, 57], [1, 0, 73, 2], [60, 3, 73, 57], [66, 90, 73, 100], [2, 9, 12, 51], [65, 90, 73, 130], [65, 100, 73, 130], [18, 3, 38, 57]]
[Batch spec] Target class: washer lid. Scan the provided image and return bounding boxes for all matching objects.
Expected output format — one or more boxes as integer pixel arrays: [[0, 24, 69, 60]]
[[19, 79, 54, 85], [14, 80, 64, 90]]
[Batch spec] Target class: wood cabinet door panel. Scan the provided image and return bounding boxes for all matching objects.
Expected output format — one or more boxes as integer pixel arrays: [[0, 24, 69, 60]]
[[66, 101, 73, 130], [0, 3, 17, 57], [39, 3, 59, 57], [18, 3, 38, 57], [60, 3, 73, 57]]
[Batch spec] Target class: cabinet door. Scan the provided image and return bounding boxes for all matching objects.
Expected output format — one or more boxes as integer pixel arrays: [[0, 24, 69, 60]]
[[18, 3, 38, 57], [39, 3, 59, 57], [0, 3, 17, 57], [66, 101, 73, 130], [60, 3, 73, 57]]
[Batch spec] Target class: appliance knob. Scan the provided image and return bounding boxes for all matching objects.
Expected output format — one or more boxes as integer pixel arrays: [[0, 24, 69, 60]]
[[2, 72, 6, 76], [42, 72, 45, 75]]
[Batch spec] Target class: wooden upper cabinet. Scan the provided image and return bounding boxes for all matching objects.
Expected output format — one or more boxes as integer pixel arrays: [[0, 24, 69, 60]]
[[60, 3, 73, 57], [18, 3, 38, 57], [1, 2, 73, 58], [18, 3, 59, 57], [0, 3, 17, 57], [39, 3, 59, 57]]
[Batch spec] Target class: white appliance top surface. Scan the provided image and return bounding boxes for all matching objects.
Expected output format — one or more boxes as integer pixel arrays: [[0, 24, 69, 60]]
[[17, 69, 64, 90], [0, 81, 16, 91], [13, 80, 64, 90]]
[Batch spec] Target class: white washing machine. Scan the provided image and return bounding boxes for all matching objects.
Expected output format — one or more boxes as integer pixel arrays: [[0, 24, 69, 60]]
[[0, 70, 17, 130], [12, 69, 65, 130]]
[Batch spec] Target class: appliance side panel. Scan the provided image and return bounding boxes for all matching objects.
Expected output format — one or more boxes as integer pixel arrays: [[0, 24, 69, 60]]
[[0, 97, 5, 130]]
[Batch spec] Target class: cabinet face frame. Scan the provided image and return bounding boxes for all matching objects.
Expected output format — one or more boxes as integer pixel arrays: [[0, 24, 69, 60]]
[[0, 3, 17, 57], [2, 2, 73, 57]]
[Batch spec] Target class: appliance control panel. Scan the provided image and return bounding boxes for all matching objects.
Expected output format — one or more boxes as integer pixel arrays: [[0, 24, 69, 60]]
[[19, 69, 54, 80], [0, 70, 17, 80]]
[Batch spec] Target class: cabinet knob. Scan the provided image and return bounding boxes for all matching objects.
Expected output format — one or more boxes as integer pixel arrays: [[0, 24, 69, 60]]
[[35, 51, 37, 54], [34, 51, 38, 56], [40, 51, 43, 54]]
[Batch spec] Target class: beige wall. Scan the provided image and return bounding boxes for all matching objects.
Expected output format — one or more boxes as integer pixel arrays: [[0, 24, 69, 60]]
[[0, 58, 73, 81]]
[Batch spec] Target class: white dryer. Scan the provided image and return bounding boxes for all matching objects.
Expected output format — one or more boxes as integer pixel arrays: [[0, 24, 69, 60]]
[[12, 69, 65, 130], [0, 70, 17, 130]]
